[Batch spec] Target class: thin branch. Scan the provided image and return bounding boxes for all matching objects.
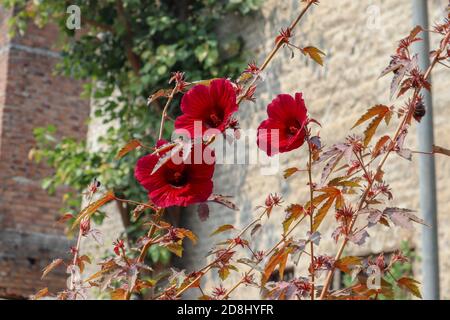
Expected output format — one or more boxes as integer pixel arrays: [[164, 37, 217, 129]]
[[158, 87, 178, 140], [319, 30, 450, 300], [307, 139, 315, 300]]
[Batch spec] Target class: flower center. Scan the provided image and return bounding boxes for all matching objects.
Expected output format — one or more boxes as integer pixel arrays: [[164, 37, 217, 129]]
[[167, 170, 187, 187], [208, 112, 222, 128], [288, 125, 299, 135]]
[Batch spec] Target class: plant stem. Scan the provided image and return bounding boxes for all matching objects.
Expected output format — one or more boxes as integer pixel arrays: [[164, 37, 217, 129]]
[[125, 208, 165, 300], [222, 215, 308, 299], [307, 140, 315, 300], [319, 30, 449, 299], [158, 87, 178, 140], [237, 0, 315, 104], [69, 194, 93, 291]]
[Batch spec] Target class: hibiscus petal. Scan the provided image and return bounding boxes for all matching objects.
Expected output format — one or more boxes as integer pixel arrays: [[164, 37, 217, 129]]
[[174, 114, 207, 138], [209, 79, 238, 115], [257, 119, 281, 156], [267, 94, 296, 121], [294, 92, 308, 122], [180, 84, 213, 118]]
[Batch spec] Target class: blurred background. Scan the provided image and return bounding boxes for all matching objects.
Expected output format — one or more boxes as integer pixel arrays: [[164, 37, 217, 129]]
[[0, 0, 449, 300]]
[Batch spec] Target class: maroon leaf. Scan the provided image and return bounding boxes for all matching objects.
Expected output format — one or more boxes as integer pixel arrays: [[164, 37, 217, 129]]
[[396, 148, 412, 161], [384, 207, 429, 230], [365, 209, 383, 227], [349, 230, 370, 246], [197, 203, 210, 222], [207, 194, 239, 211], [250, 223, 262, 238]]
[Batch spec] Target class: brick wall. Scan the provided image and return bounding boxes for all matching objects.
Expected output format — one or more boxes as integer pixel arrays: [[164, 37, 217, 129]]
[[0, 8, 90, 298], [180, 0, 450, 299]]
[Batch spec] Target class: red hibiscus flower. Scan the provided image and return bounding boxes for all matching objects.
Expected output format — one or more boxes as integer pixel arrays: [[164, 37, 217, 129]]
[[135, 141, 215, 208], [257, 93, 308, 156], [174, 78, 238, 138]]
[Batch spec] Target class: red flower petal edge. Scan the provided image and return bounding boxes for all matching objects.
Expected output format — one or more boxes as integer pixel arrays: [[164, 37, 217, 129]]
[[135, 141, 215, 208], [257, 93, 308, 156], [174, 78, 238, 138]]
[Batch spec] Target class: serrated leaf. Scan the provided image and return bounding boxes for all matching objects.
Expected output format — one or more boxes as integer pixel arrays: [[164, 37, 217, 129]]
[[312, 196, 335, 231], [207, 194, 239, 211], [352, 105, 390, 129], [302, 46, 326, 66], [72, 191, 115, 229], [41, 259, 64, 279], [209, 224, 235, 237], [178, 228, 198, 244], [397, 277, 422, 299], [311, 187, 342, 231], [372, 135, 391, 158], [262, 246, 292, 286], [364, 209, 383, 227], [305, 193, 329, 210], [384, 207, 429, 230], [283, 167, 299, 179], [110, 288, 127, 300], [349, 230, 370, 246], [363, 114, 384, 147], [165, 242, 183, 257], [320, 152, 344, 186], [32, 287, 49, 300], [116, 139, 141, 159], [318, 143, 352, 186], [335, 256, 362, 273], [282, 204, 304, 234]]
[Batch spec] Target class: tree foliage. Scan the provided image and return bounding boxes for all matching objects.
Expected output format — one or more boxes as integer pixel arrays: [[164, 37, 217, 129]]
[[6, 0, 261, 232]]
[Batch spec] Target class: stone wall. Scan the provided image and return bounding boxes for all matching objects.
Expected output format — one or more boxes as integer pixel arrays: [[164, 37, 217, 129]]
[[0, 8, 90, 298], [180, 0, 450, 299]]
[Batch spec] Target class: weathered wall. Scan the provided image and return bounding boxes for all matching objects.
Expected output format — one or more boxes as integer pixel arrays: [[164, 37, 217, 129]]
[[180, 0, 450, 299], [0, 8, 90, 298]]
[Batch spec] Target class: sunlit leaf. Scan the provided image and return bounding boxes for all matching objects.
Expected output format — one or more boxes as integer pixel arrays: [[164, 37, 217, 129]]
[[41, 258, 63, 279], [209, 224, 235, 237], [302, 46, 326, 66], [165, 242, 183, 257], [363, 114, 384, 146], [283, 167, 299, 179], [282, 204, 304, 234], [110, 288, 127, 300], [32, 287, 49, 300], [397, 277, 422, 299], [72, 191, 115, 229], [335, 256, 362, 273], [372, 135, 391, 158], [116, 139, 141, 159], [352, 105, 390, 129]]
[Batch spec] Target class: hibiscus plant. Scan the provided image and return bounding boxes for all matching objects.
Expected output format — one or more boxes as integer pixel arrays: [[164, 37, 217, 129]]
[[34, 0, 450, 300]]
